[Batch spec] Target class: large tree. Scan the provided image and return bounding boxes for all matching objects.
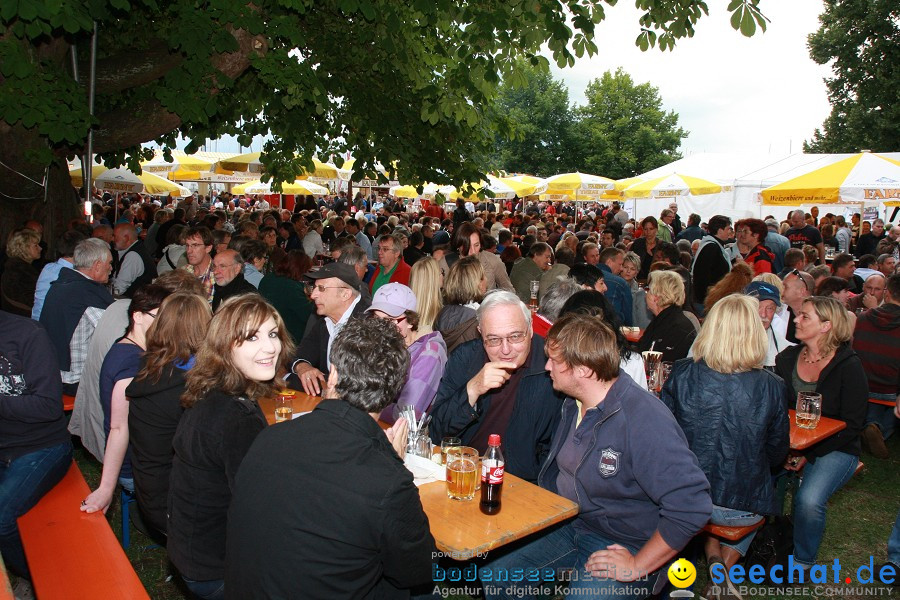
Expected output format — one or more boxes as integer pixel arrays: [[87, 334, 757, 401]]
[[574, 68, 687, 180], [0, 0, 766, 242], [804, 0, 900, 153], [489, 61, 580, 177]]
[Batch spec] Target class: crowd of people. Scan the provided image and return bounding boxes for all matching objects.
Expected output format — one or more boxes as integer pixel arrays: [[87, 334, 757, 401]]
[[1, 189, 898, 600]]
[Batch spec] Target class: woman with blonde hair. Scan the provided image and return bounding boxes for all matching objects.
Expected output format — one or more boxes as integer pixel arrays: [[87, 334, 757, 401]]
[[1, 228, 42, 316], [409, 256, 443, 333], [434, 255, 486, 353], [638, 270, 696, 362], [662, 295, 789, 592], [775, 296, 866, 573], [168, 295, 295, 599], [125, 292, 212, 536]]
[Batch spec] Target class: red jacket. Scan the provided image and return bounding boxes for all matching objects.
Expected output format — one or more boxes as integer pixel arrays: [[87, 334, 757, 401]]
[[370, 259, 411, 293]]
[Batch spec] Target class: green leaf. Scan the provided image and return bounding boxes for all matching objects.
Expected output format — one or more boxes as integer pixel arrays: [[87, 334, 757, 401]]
[[740, 9, 756, 37], [730, 7, 742, 31], [358, 0, 375, 21], [18, 1, 38, 21]]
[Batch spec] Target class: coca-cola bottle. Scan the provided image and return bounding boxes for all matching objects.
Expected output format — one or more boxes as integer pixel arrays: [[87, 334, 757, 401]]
[[480, 434, 504, 515]]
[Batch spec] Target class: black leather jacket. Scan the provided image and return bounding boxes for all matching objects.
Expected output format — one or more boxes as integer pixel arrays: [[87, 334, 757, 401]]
[[661, 358, 790, 515]]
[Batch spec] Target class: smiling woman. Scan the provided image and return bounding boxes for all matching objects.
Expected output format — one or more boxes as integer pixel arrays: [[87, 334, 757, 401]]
[[167, 295, 295, 600]]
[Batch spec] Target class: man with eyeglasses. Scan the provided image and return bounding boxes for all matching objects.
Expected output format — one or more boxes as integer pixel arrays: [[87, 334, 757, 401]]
[[210, 249, 257, 312], [430, 290, 563, 483], [181, 226, 216, 304], [289, 262, 371, 396], [370, 234, 411, 295]]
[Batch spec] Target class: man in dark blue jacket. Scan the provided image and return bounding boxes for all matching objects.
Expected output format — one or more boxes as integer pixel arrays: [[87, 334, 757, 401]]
[[430, 290, 562, 483], [481, 314, 711, 600]]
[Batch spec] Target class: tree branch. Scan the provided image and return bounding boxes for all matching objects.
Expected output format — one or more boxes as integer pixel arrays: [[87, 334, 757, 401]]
[[89, 28, 267, 153]]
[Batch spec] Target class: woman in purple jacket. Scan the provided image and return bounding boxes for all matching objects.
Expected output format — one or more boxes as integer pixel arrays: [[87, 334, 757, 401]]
[[366, 283, 448, 424]]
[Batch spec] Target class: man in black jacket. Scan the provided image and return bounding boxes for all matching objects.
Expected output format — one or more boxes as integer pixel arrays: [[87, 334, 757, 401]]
[[289, 262, 370, 395], [40, 238, 114, 395], [691, 215, 733, 315], [210, 249, 257, 311], [226, 318, 434, 599]]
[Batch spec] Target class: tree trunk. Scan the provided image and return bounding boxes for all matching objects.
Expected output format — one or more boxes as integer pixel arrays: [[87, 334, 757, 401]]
[[0, 122, 80, 253]]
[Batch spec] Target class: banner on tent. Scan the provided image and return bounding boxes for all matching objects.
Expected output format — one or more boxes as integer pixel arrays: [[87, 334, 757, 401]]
[[863, 188, 900, 200]]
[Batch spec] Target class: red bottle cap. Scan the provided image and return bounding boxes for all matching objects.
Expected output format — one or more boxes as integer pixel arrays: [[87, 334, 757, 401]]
[[488, 434, 501, 446]]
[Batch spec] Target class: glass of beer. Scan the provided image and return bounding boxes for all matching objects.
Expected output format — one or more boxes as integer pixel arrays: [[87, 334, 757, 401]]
[[445, 446, 478, 501], [796, 392, 822, 430], [274, 393, 294, 422], [440, 436, 461, 466]]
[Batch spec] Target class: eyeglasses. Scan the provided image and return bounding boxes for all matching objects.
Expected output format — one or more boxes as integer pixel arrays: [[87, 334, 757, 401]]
[[374, 313, 407, 324], [483, 332, 528, 347]]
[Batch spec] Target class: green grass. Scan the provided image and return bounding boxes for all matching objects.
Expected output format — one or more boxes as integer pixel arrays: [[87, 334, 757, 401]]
[[72, 435, 900, 600]]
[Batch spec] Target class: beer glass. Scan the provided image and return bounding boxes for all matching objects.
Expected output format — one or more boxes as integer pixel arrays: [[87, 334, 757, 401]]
[[445, 446, 478, 501], [795, 392, 822, 430], [274, 393, 293, 422], [529, 280, 540, 313], [440, 436, 461, 466], [658, 361, 674, 393], [642, 351, 662, 391]]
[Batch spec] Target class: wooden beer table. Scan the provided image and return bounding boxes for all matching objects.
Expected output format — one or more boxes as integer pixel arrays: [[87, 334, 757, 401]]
[[260, 391, 323, 425], [418, 475, 578, 559], [260, 392, 390, 429], [261, 392, 578, 558], [788, 409, 846, 451]]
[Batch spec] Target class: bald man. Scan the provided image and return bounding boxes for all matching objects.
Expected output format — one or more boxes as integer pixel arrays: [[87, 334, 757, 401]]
[[111, 223, 157, 297]]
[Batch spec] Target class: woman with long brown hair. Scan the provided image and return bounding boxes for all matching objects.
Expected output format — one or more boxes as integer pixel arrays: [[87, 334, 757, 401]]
[[167, 295, 294, 599], [125, 292, 212, 536]]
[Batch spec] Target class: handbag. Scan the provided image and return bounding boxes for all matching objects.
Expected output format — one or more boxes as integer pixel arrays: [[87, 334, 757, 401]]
[[742, 515, 794, 583]]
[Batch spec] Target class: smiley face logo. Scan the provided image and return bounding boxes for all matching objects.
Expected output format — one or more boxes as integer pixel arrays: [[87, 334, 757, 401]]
[[667, 558, 696, 588]]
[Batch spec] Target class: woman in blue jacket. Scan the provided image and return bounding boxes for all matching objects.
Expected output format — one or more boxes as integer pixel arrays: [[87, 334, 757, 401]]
[[662, 294, 790, 585]]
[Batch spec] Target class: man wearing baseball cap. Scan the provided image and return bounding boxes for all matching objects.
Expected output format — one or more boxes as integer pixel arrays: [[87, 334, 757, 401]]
[[290, 262, 371, 395], [745, 281, 794, 369]]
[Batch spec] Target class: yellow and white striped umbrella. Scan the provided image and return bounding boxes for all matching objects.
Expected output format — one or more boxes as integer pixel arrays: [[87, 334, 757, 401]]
[[544, 172, 615, 197], [389, 183, 456, 199], [233, 179, 329, 195], [452, 175, 544, 200], [216, 153, 352, 181], [761, 152, 900, 205], [623, 173, 724, 199], [141, 151, 214, 177]]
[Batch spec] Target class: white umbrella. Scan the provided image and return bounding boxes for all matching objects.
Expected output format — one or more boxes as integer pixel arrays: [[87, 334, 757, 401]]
[[94, 168, 190, 196]]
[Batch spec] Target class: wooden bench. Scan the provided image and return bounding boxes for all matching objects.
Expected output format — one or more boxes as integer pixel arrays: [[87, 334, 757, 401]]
[[869, 397, 894, 408], [702, 519, 765, 542], [17, 462, 149, 600], [0, 555, 13, 600]]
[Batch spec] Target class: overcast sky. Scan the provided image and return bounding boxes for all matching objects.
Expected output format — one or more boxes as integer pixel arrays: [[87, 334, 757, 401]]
[[550, 1, 833, 157], [195, 2, 834, 159]]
